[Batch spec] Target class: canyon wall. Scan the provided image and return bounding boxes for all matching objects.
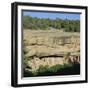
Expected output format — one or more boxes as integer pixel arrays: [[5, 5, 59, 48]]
[[24, 30, 80, 71]]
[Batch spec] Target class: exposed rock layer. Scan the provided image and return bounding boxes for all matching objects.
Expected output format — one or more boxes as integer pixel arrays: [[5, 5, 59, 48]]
[[24, 30, 80, 71]]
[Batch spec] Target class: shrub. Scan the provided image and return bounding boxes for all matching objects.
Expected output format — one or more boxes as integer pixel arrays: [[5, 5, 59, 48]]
[[24, 63, 80, 77], [49, 64, 63, 73]]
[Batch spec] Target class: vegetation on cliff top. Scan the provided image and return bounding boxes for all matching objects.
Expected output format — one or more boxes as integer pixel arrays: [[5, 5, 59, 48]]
[[23, 16, 80, 32]]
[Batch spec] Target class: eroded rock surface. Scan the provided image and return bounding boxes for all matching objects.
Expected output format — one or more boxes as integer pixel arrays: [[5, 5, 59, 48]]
[[24, 30, 80, 71]]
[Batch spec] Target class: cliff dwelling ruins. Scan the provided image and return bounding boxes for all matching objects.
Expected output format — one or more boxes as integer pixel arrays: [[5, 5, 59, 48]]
[[23, 30, 80, 71]]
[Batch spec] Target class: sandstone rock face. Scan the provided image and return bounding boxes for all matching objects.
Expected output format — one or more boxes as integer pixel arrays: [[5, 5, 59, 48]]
[[23, 30, 80, 71]]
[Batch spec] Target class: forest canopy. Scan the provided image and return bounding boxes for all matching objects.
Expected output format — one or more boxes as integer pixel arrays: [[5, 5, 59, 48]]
[[23, 16, 80, 32]]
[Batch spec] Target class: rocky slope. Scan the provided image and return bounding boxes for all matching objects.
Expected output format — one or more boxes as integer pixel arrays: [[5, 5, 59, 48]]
[[23, 30, 80, 71]]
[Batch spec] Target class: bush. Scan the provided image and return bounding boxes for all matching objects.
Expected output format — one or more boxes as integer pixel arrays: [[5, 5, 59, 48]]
[[37, 65, 50, 76], [49, 64, 63, 73], [24, 63, 80, 77], [38, 65, 49, 73]]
